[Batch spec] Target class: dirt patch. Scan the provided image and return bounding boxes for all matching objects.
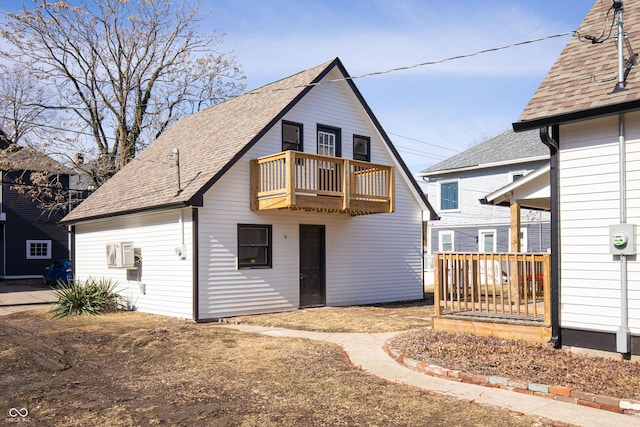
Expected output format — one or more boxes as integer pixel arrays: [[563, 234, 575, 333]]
[[223, 300, 435, 333], [232, 300, 640, 404], [0, 308, 551, 426], [389, 329, 640, 401]]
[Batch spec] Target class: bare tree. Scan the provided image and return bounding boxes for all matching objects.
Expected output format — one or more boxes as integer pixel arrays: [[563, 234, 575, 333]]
[[1, 0, 245, 188], [0, 66, 72, 217], [0, 64, 59, 147]]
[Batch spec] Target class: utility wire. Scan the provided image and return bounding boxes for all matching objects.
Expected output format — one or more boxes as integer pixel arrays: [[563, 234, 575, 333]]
[[0, 30, 577, 155], [244, 31, 577, 97], [389, 132, 461, 154]]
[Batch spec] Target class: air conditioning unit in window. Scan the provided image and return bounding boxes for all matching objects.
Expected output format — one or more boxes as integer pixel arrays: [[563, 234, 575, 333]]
[[106, 242, 135, 268]]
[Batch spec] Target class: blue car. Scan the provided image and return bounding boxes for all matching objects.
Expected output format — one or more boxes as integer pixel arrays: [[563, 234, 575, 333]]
[[43, 259, 73, 286]]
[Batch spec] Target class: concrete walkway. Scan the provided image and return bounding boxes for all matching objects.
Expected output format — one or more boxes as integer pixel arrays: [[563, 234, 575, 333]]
[[220, 324, 640, 427], [0, 281, 56, 315]]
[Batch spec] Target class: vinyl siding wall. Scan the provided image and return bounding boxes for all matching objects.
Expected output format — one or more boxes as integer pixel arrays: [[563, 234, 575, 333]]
[[1, 171, 69, 278], [426, 165, 551, 254], [559, 113, 640, 334], [429, 222, 551, 253], [74, 209, 194, 319], [197, 68, 424, 319]]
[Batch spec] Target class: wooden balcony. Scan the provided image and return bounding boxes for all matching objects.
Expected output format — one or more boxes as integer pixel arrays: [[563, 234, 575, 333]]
[[250, 151, 394, 216], [433, 252, 552, 343]]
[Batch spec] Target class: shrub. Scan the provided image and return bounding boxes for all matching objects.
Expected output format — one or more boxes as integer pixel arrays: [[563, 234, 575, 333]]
[[50, 277, 124, 318]]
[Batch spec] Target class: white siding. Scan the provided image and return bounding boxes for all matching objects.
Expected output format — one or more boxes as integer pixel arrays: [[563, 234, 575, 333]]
[[74, 209, 194, 319], [197, 68, 424, 319], [559, 113, 640, 333]]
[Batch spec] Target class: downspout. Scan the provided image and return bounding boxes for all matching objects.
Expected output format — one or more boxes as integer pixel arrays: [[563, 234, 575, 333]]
[[192, 208, 199, 322], [540, 125, 561, 348]]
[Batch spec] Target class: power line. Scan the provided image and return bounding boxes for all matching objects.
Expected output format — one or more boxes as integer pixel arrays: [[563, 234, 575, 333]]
[[244, 31, 576, 97], [0, 114, 113, 141], [389, 132, 461, 154], [395, 145, 449, 162], [0, 30, 576, 156]]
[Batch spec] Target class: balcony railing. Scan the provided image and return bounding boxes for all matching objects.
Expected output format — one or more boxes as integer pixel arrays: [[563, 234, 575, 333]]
[[434, 252, 551, 325], [250, 151, 394, 216]]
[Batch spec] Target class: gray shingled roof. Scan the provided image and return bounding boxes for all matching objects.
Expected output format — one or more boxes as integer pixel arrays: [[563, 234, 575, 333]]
[[515, 1, 640, 129], [417, 129, 547, 176], [0, 144, 72, 175], [63, 58, 436, 223]]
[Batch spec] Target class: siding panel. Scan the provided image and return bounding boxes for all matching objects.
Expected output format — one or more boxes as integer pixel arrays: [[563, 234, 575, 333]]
[[74, 209, 194, 319], [197, 69, 424, 319], [559, 115, 640, 334]]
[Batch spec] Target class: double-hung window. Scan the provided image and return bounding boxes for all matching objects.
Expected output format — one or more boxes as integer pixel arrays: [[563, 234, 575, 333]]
[[439, 231, 454, 252], [238, 224, 272, 268], [440, 181, 459, 211], [478, 230, 497, 253], [282, 121, 303, 152]]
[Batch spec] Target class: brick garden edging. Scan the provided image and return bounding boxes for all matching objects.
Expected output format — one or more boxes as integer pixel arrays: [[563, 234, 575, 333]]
[[383, 341, 640, 418]]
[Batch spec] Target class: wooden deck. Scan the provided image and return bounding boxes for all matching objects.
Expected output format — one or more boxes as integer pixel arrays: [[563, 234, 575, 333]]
[[250, 151, 394, 216], [433, 252, 552, 343]]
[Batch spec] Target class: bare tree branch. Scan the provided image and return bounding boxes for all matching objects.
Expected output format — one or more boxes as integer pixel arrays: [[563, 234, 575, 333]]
[[1, 0, 245, 191]]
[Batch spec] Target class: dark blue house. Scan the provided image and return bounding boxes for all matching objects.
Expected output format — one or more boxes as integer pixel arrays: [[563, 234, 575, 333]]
[[0, 132, 71, 280]]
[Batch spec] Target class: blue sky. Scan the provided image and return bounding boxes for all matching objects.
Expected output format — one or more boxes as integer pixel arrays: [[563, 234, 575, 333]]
[[205, 0, 594, 172], [1, 1, 595, 173]]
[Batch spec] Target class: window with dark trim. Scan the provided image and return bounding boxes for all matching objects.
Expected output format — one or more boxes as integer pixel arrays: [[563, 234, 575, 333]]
[[238, 224, 272, 268], [282, 121, 303, 152], [317, 125, 341, 157], [353, 135, 370, 161]]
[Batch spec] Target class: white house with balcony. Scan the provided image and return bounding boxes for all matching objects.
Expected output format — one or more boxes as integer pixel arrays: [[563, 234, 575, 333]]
[[61, 58, 438, 320]]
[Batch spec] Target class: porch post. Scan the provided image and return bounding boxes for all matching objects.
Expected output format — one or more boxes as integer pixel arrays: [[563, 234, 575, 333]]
[[510, 202, 521, 252], [510, 202, 521, 305], [285, 150, 296, 207]]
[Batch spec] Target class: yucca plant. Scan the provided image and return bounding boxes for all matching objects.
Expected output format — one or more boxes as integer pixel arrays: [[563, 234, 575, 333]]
[[50, 277, 124, 318]]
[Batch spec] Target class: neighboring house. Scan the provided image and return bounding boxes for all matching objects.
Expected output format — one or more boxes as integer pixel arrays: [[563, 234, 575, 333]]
[[61, 58, 438, 321], [0, 130, 71, 279], [417, 129, 551, 285], [513, 2, 640, 355]]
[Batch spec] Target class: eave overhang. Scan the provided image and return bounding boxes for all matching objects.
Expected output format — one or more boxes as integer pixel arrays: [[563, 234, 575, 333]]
[[513, 99, 640, 133], [60, 201, 194, 226]]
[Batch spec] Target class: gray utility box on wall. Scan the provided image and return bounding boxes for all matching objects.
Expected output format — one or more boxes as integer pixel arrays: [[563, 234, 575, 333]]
[[609, 224, 636, 255]]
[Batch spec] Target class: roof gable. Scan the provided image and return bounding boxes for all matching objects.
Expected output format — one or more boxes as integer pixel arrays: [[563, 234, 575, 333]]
[[515, 1, 640, 130], [483, 163, 550, 211], [0, 144, 72, 175], [418, 129, 547, 177], [63, 58, 437, 223]]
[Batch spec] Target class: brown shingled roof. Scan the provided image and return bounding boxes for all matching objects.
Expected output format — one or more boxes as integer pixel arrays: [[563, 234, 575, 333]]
[[62, 58, 437, 223], [62, 58, 339, 224], [514, 1, 640, 130]]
